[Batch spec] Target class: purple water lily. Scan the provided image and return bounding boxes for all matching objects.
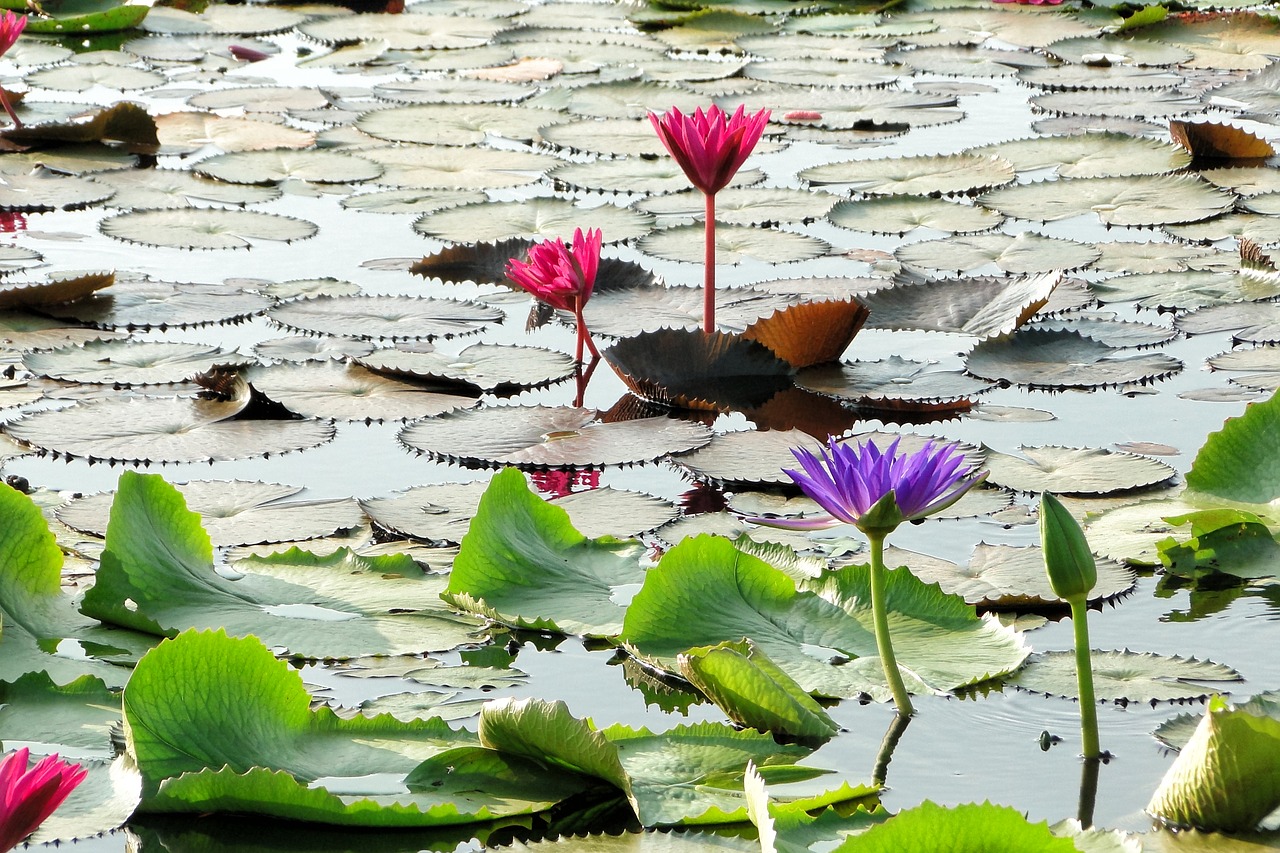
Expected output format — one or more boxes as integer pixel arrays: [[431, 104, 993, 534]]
[[774, 437, 986, 535]]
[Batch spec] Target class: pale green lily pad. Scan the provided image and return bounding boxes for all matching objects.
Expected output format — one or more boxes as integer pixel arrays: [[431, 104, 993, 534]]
[[0, 671, 120, 760], [82, 472, 481, 658], [100, 209, 317, 250], [23, 340, 245, 386], [246, 362, 479, 422], [299, 13, 508, 49], [1010, 650, 1241, 703], [1166, 213, 1280, 245], [354, 691, 488, 723], [187, 85, 329, 112], [57, 479, 363, 547], [649, 10, 778, 52], [638, 225, 829, 265], [1028, 314, 1177, 349], [551, 158, 763, 196], [636, 187, 834, 227], [1128, 13, 1280, 71], [1090, 241, 1223, 276], [1176, 303, 1280, 343], [883, 45, 1037, 77], [0, 311, 125, 350], [373, 78, 533, 105], [38, 279, 272, 330], [833, 801, 1077, 853], [730, 87, 962, 131], [399, 406, 712, 469], [358, 343, 575, 393], [5, 395, 335, 464], [897, 233, 1099, 275], [621, 535, 1029, 702], [362, 146, 555, 191], [966, 329, 1182, 389], [1092, 270, 1279, 311], [415, 198, 654, 244], [194, 149, 384, 185], [1042, 35, 1192, 66], [0, 271, 113, 311], [904, 543, 1136, 608], [443, 468, 645, 638], [983, 446, 1176, 495], [25, 755, 141, 844], [255, 335, 376, 363], [828, 195, 1002, 235], [857, 273, 1059, 337], [357, 104, 560, 146], [26, 63, 166, 92], [674, 428, 824, 486], [1018, 64, 1185, 91], [142, 5, 305, 35], [796, 358, 993, 407], [1197, 167, 1280, 197], [581, 284, 796, 339], [1207, 346, 1280, 392], [740, 58, 903, 88], [0, 169, 114, 212], [157, 111, 316, 154], [342, 188, 486, 214], [970, 134, 1191, 179], [654, 512, 858, 559], [539, 118, 673, 158], [978, 175, 1233, 227], [1031, 89, 1203, 119], [87, 167, 282, 209], [802, 153, 1015, 196], [267, 295, 502, 341]]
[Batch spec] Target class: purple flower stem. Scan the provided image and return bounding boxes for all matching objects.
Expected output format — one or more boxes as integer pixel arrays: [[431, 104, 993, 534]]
[[703, 191, 716, 334], [869, 532, 915, 717]]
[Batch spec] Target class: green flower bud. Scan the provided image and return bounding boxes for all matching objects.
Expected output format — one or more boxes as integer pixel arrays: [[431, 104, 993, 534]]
[[1039, 492, 1097, 602]]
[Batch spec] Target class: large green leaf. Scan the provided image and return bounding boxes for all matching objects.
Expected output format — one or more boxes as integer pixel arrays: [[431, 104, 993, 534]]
[[122, 629, 546, 827], [0, 671, 120, 760], [1186, 388, 1280, 504], [831, 801, 1078, 853], [83, 472, 482, 658], [0, 482, 143, 687], [444, 468, 646, 638], [620, 536, 1028, 701]]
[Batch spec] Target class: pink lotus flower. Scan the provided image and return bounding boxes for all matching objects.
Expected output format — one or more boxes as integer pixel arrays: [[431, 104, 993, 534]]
[[0, 11, 26, 129], [505, 227, 602, 363], [648, 105, 771, 196], [649, 105, 770, 334], [0, 748, 87, 851]]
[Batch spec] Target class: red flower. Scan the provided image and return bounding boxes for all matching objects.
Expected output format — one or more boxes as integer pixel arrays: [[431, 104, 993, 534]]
[[0, 11, 25, 128], [0, 748, 87, 852], [505, 228, 602, 362], [648, 105, 771, 196]]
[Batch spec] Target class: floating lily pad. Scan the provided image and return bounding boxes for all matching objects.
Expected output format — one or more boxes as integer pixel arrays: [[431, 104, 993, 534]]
[[1128, 13, 1280, 71], [40, 278, 272, 330], [362, 146, 555, 191], [637, 225, 829, 265], [538, 118, 672, 158], [581, 284, 796, 339], [0, 271, 113, 311], [0, 311, 125, 350], [801, 153, 1015, 196], [1010, 650, 1241, 703], [342, 188, 486, 215], [983, 445, 1176, 495], [1027, 314, 1178, 349], [357, 343, 575, 394], [5, 395, 335, 464], [300, 13, 508, 49], [896, 233, 1100, 275], [1166, 212, 1280, 244], [797, 358, 992, 410], [156, 111, 316, 154], [87, 168, 282, 209], [23, 340, 245, 386], [357, 104, 560, 146], [142, 5, 305, 35], [1031, 90, 1203, 120], [828, 195, 1002, 235], [635, 187, 834, 228], [552, 158, 762, 196], [26, 63, 166, 93], [100, 209, 317, 250], [0, 170, 114, 212], [56, 480, 363, 547], [399, 405, 712, 468], [1042, 35, 1192, 67], [193, 150, 384, 185], [966, 329, 1181, 389], [246, 362, 480, 422], [674, 429, 824, 486], [415, 198, 654, 244], [1091, 270, 1279, 312], [1207, 346, 1280, 391], [904, 543, 1136, 609], [1090, 241, 1223, 276], [373, 78, 533, 105], [267, 295, 502, 341], [740, 57, 903, 88], [255, 336, 376, 364], [1019, 64, 1185, 92], [970, 133, 1191, 179], [978, 175, 1233, 227], [858, 273, 1059, 338], [1176, 303, 1280, 343]]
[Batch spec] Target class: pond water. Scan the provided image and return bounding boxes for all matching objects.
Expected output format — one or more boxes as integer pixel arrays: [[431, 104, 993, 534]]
[[3, 1, 1280, 849]]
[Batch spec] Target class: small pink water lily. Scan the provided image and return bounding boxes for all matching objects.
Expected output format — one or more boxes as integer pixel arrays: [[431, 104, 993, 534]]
[[0, 748, 87, 852], [505, 227, 602, 363], [649, 105, 770, 333], [0, 11, 27, 129], [764, 437, 987, 535]]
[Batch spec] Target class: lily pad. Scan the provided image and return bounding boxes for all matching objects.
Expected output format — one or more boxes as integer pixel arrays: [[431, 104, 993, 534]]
[[637, 225, 829, 265], [828, 195, 1002, 235], [977, 175, 1233, 227], [23, 340, 245, 386], [399, 405, 712, 468], [156, 111, 316, 154], [39, 278, 273, 329], [267, 295, 502, 342], [193, 150, 384, 185], [965, 329, 1182, 389], [896, 233, 1100, 275], [357, 104, 561, 146], [415, 198, 654, 244], [1010, 650, 1241, 703], [57, 479, 363, 547], [801, 153, 1015, 196], [5, 394, 335, 464], [245, 362, 480, 422], [581, 284, 797, 339], [971, 133, 1191, 179], [0, 270, 113, 311], [0, 170, 114, 212], [674, 429, 825, 486], [357, 343, 576, 394], [299, 13, 508, 49], [552, 158, 763, 196], [858, 273, 1059, 338], [797, 358, 993, 410], [983, 445, 1177, 495], [1092, 270, 1278, 312], [87, 167, 282, 208], [363, 145, 555, 191], [100, 209, 317, 250]]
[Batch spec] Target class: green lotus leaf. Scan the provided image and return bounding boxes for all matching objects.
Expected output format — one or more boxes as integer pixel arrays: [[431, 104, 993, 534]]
[[1148, 696, 1280, 831], [83, 471, 482, 658], [1186, 388, 1280, 504], [831, 801, 1078, 853], [22, 0, 149, 34], [620, 535, 1029, 701], [1157, 508, 1280, 581], [677, 639, 839, 740], [444, 467, 646, 638]]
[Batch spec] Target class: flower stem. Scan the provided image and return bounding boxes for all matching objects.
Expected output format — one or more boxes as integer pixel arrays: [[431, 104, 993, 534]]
[[703, 191, 716, 334], [573, 298, 598, 362], [1069, 595, 1101, 759], [0, 87, 21, 128], [869, 534, 914, 717]]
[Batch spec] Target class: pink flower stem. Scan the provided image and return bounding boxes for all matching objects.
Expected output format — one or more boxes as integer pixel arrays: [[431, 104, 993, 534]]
[[572, 352, 600, 407], [573, 296, 598, 363], [703, 191, 716, 334], [0, 88, 21, 129]]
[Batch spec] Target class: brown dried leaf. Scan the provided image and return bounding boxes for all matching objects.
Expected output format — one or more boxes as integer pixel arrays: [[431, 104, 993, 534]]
[[1170, 120, 1274, 160]]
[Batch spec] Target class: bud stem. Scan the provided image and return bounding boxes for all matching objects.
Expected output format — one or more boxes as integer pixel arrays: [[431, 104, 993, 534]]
[[869, 533, 914, 717], [1069, 595, 1101, 759]]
